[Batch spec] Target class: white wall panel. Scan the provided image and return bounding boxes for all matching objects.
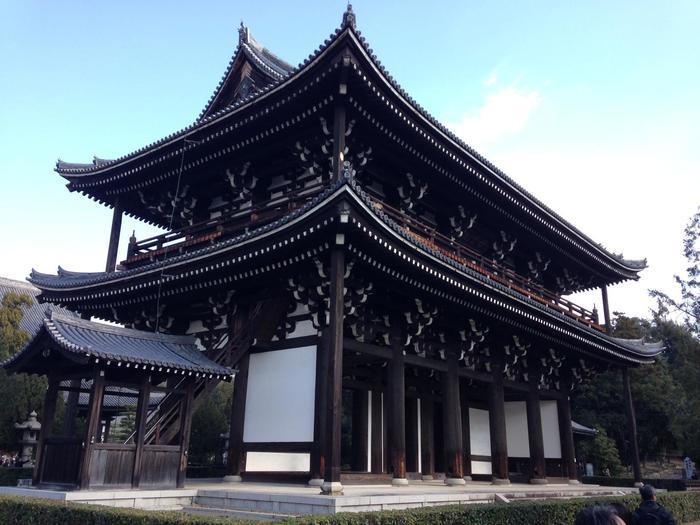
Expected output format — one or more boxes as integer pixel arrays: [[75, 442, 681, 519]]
[[243, 346, 316, 442], [287, 319, 317, 338], [469, 408, 491, 456], [505, 401, 530, 458], [540, 400, 562, 459], [245, 452, 310, 472], [471, 461, 492, 475]]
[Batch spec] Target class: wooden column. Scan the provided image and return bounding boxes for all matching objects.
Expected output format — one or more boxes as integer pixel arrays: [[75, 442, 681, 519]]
[[176, 379, 195, 488], [370, 381, 383, 474], [461, 383, 472, 481], [321, 243, 345, 494], [105, 199, 123, 272], [443, 353, 465, 485], [601, 285, 612, 334], [405, 397, 418, 473], [351, 389, 369, 471], [33, 374, 59, 486], [388, 314, 408, 485], [557, 377, 579, 484], [132, 375, 151, 488], [310, 329, 329, 484], [622, 368, 643, 485], [62, 379, 80, 436], [526, 367, 547, 484], [79, 369, 105, 489], [488, 359, 510, 484], [225, 353, 249, 481], [420, 398, 435, 480], [331, 54, 349, 182]]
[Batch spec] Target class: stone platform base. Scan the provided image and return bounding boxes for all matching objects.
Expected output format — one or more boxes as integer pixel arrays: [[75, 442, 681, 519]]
[[0, 480, 640, 516]]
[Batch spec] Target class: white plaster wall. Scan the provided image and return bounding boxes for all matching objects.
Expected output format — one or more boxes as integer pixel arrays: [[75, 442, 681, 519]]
[[505, 401, 530, 458], [541, 400, 562, 459], [471, 461, 493, 475], [243, 346, 316, 442], [245, 452, 310, 472], [469, 408, 491, 456]]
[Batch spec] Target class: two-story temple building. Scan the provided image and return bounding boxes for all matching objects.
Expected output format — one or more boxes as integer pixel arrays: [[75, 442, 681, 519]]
[[7, 6, 662, 494]]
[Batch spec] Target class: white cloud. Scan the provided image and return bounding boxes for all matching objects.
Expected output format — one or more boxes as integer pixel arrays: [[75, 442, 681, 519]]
[[447, 85, 541, 149], [483, 71, 498, 87]]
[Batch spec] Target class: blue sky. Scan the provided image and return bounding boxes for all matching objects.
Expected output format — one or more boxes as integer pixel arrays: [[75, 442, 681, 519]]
[[1, 1, 698, 318]]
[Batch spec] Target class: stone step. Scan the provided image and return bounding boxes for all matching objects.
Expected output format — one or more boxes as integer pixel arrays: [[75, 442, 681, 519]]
[[183, 505, 296, 521]]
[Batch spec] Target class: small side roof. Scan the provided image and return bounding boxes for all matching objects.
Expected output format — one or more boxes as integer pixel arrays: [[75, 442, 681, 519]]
[[3, 309, 232, 378]]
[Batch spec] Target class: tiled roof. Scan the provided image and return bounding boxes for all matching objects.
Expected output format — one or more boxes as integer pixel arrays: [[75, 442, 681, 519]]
[[0, 276, 75, 335], [3, 309, 232, 377]]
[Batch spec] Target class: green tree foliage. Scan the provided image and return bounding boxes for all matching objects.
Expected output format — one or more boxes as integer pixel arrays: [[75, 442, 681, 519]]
[[188, 382, 232, 465], [578, 426, 624, 476], [0, 293, 47, 449]]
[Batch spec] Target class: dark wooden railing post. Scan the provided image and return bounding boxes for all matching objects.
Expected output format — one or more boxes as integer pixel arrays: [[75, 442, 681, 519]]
[[176, 379, 195, 488], [225, 354, 249, 482], [526, 361, 547, 484], [105, 199, 123, 272], [321, 240, 346, 495], [33, 374, 59, 486], [489, 356, 510, 485], [79, 369, 105, 489], [622, 368, 643, 486], [132, 375, 151, 488], [443, 351, 465, 485], [557, 376, 579, 484]]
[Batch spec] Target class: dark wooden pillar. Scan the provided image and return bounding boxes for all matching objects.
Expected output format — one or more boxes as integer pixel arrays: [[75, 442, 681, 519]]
[[176, 379, 195, 488], [622, 368, 643, 485], [321, 243, 345, 494], [405, 396, 418, 473], [105, 199, 123, 272], [420, 398, 435, 480], [388, 315, 408, 485], [132, 375, 151, 488], [488, 359, 510, 484], [526, 367, 547, 484], [225, 353, 249, 481], [370, 381, 383, 474], [79, 369, 105, 489], [310, 329, 329, 484], [557, 377, 579, 484], [351, 389, 369, 472], [33, 374, 59, 486], [601, 285, 612, 334], [443, 353, 465, 485], [461, 384, 472, 481]]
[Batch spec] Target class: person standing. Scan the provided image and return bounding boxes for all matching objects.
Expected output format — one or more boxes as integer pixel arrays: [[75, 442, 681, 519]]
[[633, 485, 676, 525]]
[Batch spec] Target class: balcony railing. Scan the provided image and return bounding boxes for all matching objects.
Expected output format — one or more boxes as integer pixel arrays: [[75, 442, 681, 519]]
[[367, 197, 603, 332]]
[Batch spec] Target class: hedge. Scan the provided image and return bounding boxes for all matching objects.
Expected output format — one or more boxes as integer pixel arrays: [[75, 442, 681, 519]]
[[0, 468, 32, 487], [1, 490, 700, 525], [582, 475, 688, 492]]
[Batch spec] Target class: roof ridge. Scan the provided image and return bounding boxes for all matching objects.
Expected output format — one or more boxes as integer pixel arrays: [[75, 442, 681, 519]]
[[0, 276, 38, 292]]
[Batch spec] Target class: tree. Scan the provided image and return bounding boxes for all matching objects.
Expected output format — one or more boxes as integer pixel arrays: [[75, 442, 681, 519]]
[[188, 382, 232, 465], [650, 206, 700, 337], [578, 426, 624, 476], [0, 292, 47, 449]]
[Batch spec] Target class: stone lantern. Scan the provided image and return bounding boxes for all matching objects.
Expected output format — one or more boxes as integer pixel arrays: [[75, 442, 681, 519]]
[[14, 411, 41, 467]]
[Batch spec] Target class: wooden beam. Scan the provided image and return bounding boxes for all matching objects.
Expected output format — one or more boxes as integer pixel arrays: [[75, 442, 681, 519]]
[[370, 380, 383, 474], [310, 329, 329, 483], [78, 369, 106, 489], [420, 397, 435, 479], [442, 352, 464, 484], [461, 381, 472, 481], [132, 375, 151, 488], [322, 243, 346, 493], [105, 199, 123, 273], [33, 374, 59, 486], [622, 368, 642, 484], [488, 360, 509, 484], [601, 285, 612, 334], [388, 314, 407, 484], [405, 397, 418, 473], [557, 376, 578, 483], [226, 353, 249, 480], [177, 379, 195, 488], [526, 366, 546, 483]]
